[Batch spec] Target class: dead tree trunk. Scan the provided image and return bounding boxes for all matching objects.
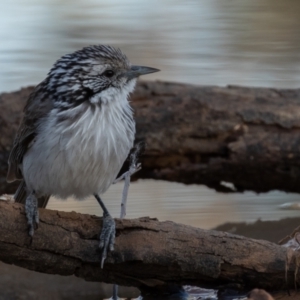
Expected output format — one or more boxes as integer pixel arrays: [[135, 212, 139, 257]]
[[1, 83, 300, 194], [0, 197, 298, 291]]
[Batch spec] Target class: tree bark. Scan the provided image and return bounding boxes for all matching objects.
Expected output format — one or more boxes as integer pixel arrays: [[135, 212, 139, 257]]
[[1, 82, 300, 194], [0, 197, 298, 291]]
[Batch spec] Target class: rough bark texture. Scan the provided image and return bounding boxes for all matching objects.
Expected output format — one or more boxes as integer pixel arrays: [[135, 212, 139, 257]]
[[1, 82, 300, 194], [0, 198, 298, 291]]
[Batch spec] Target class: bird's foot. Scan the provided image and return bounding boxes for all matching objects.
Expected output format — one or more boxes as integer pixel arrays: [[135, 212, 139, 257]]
[[25, 192, 39, 236], [99, 212, 115, 268], [113, 162, 141, 184]]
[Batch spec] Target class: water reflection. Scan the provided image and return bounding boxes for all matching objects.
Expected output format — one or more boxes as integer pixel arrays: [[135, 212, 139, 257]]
[[1, 0, 300, 92], [49, 180, 300, 230]]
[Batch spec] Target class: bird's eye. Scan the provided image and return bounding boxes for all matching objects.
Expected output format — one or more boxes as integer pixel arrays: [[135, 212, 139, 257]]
[[103, 70, 115, 78]]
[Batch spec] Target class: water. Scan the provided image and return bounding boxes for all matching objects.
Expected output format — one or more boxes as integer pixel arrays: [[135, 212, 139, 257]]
[[1, 0, 300, 92], [1, 1, 300, 299], [50, 181, 300, 230]]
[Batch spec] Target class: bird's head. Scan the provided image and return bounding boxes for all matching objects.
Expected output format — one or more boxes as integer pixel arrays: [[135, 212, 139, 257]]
[[47, 45, 159, 107]]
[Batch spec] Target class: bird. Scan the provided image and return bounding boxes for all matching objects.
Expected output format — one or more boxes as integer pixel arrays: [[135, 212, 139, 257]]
[[6, 45, 159, 267]]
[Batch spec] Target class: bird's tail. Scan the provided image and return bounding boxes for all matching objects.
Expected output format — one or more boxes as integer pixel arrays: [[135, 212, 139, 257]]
[[14, 180, 50, 208]]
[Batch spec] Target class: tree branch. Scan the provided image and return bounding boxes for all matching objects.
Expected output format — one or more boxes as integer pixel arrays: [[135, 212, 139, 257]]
[[0, 197, 298, 291], [2, 82, 300, 194]]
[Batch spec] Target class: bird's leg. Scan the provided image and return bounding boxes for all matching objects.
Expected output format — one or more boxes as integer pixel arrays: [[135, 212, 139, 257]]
[[114, 162, 141, 219], [112, 144, 142, 299], [94, 194, 115, 268], [113, 144, 142, 219], [112, 285, 119, 300], [25, 190, 39, 236]]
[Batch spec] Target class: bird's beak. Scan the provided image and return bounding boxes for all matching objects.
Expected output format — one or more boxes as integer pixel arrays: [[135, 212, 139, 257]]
[[125, 65, 160, 80]]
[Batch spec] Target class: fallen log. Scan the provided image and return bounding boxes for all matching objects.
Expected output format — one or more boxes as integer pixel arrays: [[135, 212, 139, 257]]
[[0, 197, 298, 291], [1, 82, 300, 195]]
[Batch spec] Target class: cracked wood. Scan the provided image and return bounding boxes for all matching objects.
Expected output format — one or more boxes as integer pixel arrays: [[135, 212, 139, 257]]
[[1, 82, 300, 194], [0, 198, 298, 290]]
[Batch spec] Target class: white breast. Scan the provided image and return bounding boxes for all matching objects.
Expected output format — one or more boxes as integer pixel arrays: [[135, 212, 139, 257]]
[[22, 98, 135, 199]]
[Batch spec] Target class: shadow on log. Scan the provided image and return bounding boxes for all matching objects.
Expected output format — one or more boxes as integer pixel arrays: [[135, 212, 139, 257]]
[[0, 197, 298, 291], [2, 82, 300, 195]]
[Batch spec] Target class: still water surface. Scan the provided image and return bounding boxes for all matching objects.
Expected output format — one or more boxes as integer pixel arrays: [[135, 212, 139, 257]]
[[1, 1, 300, 298], [50, 181, 300, 230], [2, 0, 300, 91]]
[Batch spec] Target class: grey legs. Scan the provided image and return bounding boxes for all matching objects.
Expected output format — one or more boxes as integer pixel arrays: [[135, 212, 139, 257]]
[[25, 191, 39, 236], [94, 194, 116, 268], [112, 144, 142, 299]]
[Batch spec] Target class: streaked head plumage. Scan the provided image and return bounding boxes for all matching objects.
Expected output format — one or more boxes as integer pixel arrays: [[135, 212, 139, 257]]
[[47, 45, 131, 105], [39, 44, 159, 108]]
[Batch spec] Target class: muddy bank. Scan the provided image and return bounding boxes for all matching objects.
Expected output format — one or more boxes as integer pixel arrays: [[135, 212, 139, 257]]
[[214, 216, 300, 243]]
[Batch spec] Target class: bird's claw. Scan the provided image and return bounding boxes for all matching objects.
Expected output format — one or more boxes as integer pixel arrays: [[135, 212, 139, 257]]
[[99, 213, 116, 268], [25, 192, 39, 237]]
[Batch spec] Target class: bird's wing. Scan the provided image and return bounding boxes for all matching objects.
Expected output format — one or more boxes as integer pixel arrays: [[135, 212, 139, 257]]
[[7, 83, 53, 182]]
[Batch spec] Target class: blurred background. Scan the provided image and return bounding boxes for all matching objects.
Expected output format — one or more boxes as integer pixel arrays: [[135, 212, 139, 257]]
[[2, 0, 300, 93], [2, 0, 299, 229], [1, 1, 300, 299]]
